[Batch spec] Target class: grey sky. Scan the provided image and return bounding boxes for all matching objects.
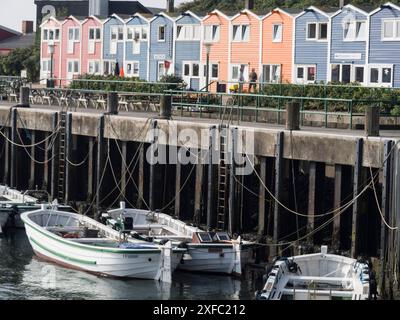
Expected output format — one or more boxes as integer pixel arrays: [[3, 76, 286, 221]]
[[0, 0, 189, 32]]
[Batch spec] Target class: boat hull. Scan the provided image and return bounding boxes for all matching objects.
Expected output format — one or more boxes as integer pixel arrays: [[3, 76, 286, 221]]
[[24, 218, 177, 280]]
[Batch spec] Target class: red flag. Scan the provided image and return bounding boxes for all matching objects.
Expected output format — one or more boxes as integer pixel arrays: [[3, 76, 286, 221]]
[[164, 60, 171, 70]]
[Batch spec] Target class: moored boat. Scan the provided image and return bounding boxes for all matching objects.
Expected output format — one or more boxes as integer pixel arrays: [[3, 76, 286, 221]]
[[255, 246, 371, 300], [21, 205, 186, 282], [102, 202, 255, 276]]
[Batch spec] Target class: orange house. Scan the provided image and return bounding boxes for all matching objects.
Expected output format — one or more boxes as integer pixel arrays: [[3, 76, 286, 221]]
[[261, 8, 301, 84], [229, 9, 262, 91], [201, 10, 232, 92]]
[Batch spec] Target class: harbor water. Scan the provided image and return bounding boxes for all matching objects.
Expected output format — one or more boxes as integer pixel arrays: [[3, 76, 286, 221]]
[[0, 229, 264, 300]]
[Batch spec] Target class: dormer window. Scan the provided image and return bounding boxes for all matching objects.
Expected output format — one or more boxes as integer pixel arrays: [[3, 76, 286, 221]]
[[307, 22, 327, 41], [203, 25, 220, 42], [232, 24, 249, 42], [344, 21, 366, 41]]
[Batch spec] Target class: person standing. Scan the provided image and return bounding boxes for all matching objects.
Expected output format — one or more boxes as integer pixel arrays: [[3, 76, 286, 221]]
[[249, 68, 258, 93]]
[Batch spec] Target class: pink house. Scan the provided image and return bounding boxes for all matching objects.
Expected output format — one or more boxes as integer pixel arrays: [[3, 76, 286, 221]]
[[40, 17, 62, 85], [81, 16, 103, 77], [60, 16, 82, 85]]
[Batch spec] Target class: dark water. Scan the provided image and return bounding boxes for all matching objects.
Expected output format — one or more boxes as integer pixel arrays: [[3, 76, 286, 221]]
[[0, 229, 264, 300]]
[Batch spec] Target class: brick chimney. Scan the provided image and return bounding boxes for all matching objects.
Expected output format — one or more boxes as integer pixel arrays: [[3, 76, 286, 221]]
[[22, 21, 34, 34], [245, 0, 254, 10], [166, 0, 174, 13]]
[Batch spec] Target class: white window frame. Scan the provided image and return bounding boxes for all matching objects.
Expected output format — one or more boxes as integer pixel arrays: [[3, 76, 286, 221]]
[[158, 25, 166, 42], [157, 61, 166, 80], [203, 25, 220, 42], [343, 20, 367, 42], [41, 59, 51, 72], [125, 61, 140, 77], [88, 60, 101, 75], [177, 25, 201, 41], [68, 27, 80, 41], [232, 24, 250, 42], [42, 28, 60, 42], [67, 59, 80, 76], [203, 62, 219, 80], [330, 64, 366, 84], [295, 65, 317, 84], [368, 64, 394, 87], [88, 27, 101, 41], [262, 64, 281, 83], [306, 22, 328, 41], [103, 60, 116, 76], [272, 24, 283, 43], [382, 19, 400, 41], [182, 61, 200, 78], [230, 64, 249, 82]]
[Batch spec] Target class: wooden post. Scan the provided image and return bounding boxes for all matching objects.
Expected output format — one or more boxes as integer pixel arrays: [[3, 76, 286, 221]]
[[50, 112, 59, 200], [351, 138, 363, 258], [206, 127, 216, 229], [10, 108, 17, 188], [87, 137, 94, 202], [64, 113, 73, 203], [271, 131, 284, 258], [96, 115, 105, 218], [332, 164, 342, 249], [365, 105, 380, 137], [43, 135, 49, 191], [29, 130, 36, 189], [307, 162, 317, 242], [119, 141, 127, 201], [107, 92, 118, 114], [149, 120, 157, 211], [228, 127, 237, 235], [286, 102, 301, 131], [136, 143, 144, 209], [174, 157, 181, 219], [159, 95, 172, 119], [380, 140, 393, 296], [258, 156, 267, 235], [3, 128, 10, 185], [19, 86, 30, 107], [194, 153, 204, 220]]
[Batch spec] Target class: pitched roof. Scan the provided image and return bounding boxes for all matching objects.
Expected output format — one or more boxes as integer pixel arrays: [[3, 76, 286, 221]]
[[0, 32, 35, 50]]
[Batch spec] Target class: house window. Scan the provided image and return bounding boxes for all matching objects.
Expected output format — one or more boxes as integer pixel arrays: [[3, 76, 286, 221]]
[[263, 64, 281, 83], [157, 61, 166, 80], [232, 25, 250, 42], [182, 61, 200, 78], [111, 26, 123, 41], [177, 25, 201, 41], [67, 60, 80, 74], [111, 27, 118, 40], [88, 60, 101, 75], [231, 64, 248, 82], [355, 67, 364, 83], [103, 61, 116, 76], [331, 64, 366, 84], [48, 29, 60, 41], [41, 59, 51, 72], [307, 23, 327, 40], [204, 25, 220, 42], [369, 65, 393, 86], [142, 27, 148, 40], [43, 29, 48, 40], [382, 19, 400, 40], [68, 27, 80, 41], [296, 65, 316, 83], [273, 24, 282, 42], [344, 21, 366, 41], [126, 61, 140, 77], [158, 25, 166, 41], [331, 64, 340, 82], [89, 27, 101, 40], [211, 63, 219, 78]]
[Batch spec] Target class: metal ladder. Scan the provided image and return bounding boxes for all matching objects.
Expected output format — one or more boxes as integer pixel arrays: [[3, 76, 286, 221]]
[[217, 125, 229, 231], [57, 112, 67, 201]]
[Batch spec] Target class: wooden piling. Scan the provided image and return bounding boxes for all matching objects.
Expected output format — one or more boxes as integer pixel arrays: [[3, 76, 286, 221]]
[[64, 113, 73, 203], [351, 138, 363, 258], [19, 87, 30, 108], [174, 157, 181, 219], [194, 153, 204, 220], [3, 128, 10, 185], [120, 141, 127, 201], [332, 164, 343, 249], [107, 92, 118, 115], [206, 127, 216, 229], [29, 130, 36, 189], [286, 102, 301, 131], [365, 105, 380, 137], [87, 137, 94, 202], [228, 127, 237, 235], [10, 108, 17, 188], [50, 112, 59, 200], [42, 134, 49, 191], [136, 143, 144, 209], [149, 120, 157, 211], [307, 162, 317, 242], [258, 156, 267, 235], [95, 115, 105, 217]]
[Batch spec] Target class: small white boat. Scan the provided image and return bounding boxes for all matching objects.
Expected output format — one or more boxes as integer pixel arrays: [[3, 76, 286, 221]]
[[256, 246, 371, 300], [102, 202, 255, 276], [21, 205, 186, 282]]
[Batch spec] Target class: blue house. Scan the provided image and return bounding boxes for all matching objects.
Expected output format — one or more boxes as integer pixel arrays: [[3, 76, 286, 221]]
[[369, 2, 400, 87], [174, 11, 203, 90], [329, 5, 372, 84], [124, 13, 152, 80], [149, 12, 178, 82], [294, 6, 337, 84], [103, 14, 126, 76]]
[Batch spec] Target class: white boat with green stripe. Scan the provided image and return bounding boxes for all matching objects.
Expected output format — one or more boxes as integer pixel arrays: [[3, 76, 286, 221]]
[[21, 205, 186, 282]]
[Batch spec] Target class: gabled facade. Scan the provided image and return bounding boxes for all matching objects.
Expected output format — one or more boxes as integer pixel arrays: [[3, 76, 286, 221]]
[[149, 12, 177, 82], [81, 16, 104, 77], [201, 10, 231, 92], [329, 5, 370, 84], [294, 6, 335, 84], [125, 13, 151, 80], [103, 14, 126, 76], [60, 16, 82, 84], [262, 8, 300, 84], [40, 16, 62, 84], [368, 2, 400, 87], [229, 9, 262, 89], [174, 11, 202, 90]]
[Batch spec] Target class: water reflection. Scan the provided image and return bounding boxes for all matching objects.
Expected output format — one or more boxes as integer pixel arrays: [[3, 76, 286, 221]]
[[0, 229, 262, 300]]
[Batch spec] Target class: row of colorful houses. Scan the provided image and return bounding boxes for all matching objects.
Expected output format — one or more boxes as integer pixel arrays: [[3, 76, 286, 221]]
[[40, 2, 400, 90]]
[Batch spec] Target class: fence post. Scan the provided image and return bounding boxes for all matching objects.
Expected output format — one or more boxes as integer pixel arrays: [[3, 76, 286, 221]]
[[107, 91, 118, 115], [365, 105, 380, 137], [159, 94, 172, 119], [19, 86, 30, 107], [286, 102, 301, 131]]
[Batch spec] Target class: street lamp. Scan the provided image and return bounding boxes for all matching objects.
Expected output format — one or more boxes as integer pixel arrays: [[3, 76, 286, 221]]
[[48, 42, 55, 88], [204, 42, 212, 92]]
